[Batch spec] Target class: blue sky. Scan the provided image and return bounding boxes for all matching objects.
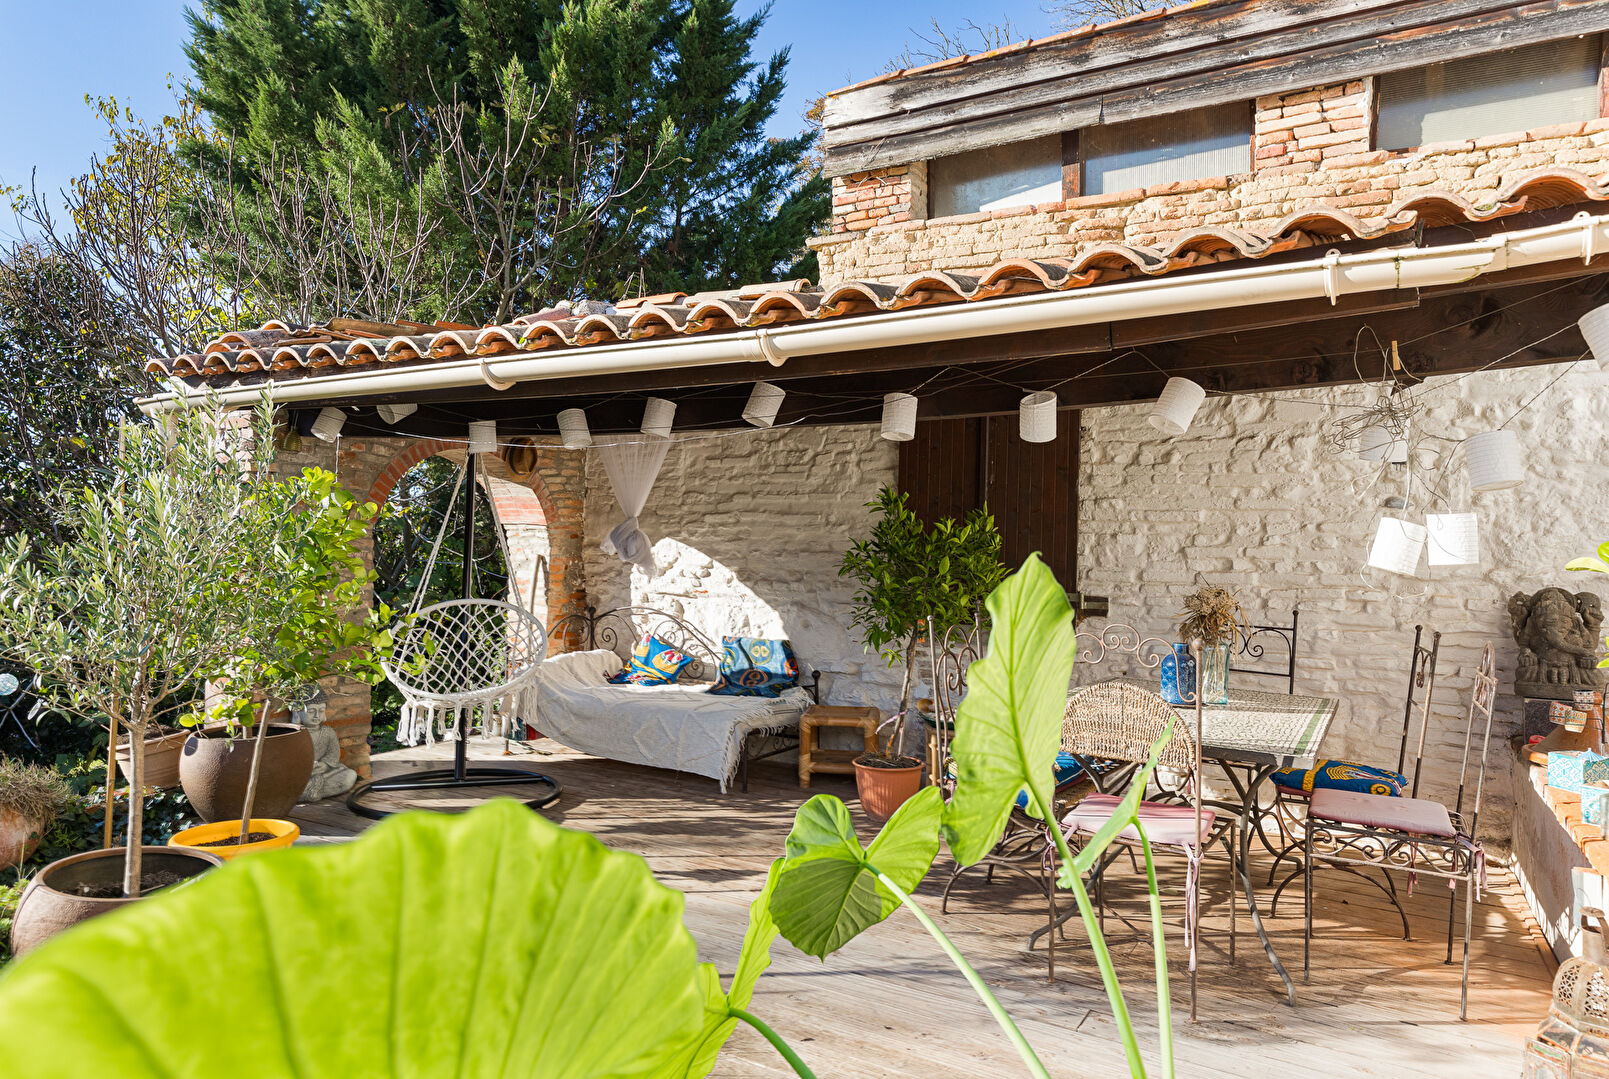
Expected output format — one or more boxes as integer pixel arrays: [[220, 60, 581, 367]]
[[0, 1, 1057, 206]]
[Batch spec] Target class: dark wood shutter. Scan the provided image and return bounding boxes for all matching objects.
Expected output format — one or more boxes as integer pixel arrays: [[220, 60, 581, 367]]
[[897, 410, 1079, 587]]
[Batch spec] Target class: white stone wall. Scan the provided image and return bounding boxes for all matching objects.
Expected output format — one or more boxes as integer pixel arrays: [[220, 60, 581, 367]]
[[1079, 360, 1609, 843], [582, 424, 903, 708]]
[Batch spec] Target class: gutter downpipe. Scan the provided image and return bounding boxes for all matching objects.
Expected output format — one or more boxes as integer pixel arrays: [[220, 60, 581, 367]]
[[140, 212, 1609, 414]]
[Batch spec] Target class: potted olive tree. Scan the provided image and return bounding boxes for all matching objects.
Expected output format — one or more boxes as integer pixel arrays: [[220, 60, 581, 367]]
[[839, 487, 1005, 817], [0, 404, 270, 952], [171, 467, 391, 857]]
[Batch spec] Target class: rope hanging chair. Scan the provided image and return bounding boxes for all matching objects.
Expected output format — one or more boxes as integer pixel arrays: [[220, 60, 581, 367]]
[[348, 448, 560, 820], [385, 456, 546, 747]]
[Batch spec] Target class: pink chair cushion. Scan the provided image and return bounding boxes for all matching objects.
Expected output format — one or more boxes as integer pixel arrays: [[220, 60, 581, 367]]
[[1062, 793, 1216, 846], [1308, 787, 1455, 837]]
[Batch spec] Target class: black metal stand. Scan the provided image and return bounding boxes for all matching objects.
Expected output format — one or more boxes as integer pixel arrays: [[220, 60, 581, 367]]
[[346, 450, 561, 821]]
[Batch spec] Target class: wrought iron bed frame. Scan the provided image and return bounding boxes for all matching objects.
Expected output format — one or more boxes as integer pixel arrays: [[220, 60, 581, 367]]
[[546, 604, 821, 792]]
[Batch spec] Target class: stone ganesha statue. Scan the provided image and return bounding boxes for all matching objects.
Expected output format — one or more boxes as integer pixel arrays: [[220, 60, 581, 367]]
[[1508, 587, 1608, 700]]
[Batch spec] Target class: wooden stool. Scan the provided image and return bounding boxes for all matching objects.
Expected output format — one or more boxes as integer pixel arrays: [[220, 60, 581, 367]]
[[798, 706, 880, 788]]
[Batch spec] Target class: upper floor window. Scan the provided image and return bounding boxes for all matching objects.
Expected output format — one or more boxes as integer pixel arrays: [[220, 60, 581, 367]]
[[1082, 103, 1251, 196], [929, 134, 1062, 218], [1377, 35, 1603, 151]]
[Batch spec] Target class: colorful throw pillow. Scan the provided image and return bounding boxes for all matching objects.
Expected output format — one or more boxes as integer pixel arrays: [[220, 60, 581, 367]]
[[607, 636, 694, 686], [1014, 752, 1087, 809], [1272, 759, 1408, 798], [708, 636, 799, 698]]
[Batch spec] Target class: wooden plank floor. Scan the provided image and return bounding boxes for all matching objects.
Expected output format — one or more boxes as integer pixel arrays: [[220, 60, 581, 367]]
[[291, 739, 1557, 1078]]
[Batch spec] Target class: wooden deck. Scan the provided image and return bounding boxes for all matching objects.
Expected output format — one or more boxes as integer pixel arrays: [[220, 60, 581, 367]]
[[290, 739, 1557, 1079]]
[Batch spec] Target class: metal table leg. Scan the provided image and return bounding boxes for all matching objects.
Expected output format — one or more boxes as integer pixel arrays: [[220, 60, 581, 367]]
[[1230, 762, 1296, 1006]]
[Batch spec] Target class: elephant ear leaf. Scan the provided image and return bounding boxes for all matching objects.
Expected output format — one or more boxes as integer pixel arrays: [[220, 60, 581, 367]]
[[942, 554, 1076, 866], [1568, 551, 1609, 573], [0, 800, 708, 1079], [770, 788, 942, 959]]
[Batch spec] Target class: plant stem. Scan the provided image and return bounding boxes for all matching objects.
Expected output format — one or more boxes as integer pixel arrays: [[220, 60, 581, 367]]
[[873, 869, 1052, 1079], [123, 715, 143, 899], [1037, 794, 1148, 1079], [1134, 823, 1175, 1079], [728, 1008, 817, 1079], [237, 693, 273, 843], [103, 708, 118, 850]]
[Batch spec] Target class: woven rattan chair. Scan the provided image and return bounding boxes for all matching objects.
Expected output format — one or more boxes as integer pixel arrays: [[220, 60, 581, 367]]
[[1302, 641, 1499, 1020]]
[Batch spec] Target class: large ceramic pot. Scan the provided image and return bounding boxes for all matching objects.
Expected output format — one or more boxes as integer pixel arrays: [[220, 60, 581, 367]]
[[114, 729, 189, 789], [0, 806, 45, 866], [179, 724, 314, 823], [9, 846, 220, 956], [853, 757, 924, 820]]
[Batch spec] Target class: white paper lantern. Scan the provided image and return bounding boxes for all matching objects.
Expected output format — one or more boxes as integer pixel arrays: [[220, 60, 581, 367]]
[[1367, 517, 1427, 577], [1580, 301, 1609, 363], [1147, 377, 1205, 436], [642, 397, 676, 439], [467, 420, 498, 455], [558, 408, 592, 449], [743, 381, 786, 428], [376, 402, 417, 425], [881, 393, 918, 442], [1356, 423, 1408, 463], [311, 407, 346, 442], [1019, 391, 1057, 443], [1465, 429, 1523, 492]]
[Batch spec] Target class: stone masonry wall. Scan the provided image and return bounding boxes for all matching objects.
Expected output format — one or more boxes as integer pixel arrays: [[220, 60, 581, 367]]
[[812, 79, 1609, 283], [582, 424, 904, 709], [1077, 361, 1609, 846]]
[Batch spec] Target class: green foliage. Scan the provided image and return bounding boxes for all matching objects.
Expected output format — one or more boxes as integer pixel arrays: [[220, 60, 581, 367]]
[[1568, 541, 1609, 669], [0, 877, 22, 965], [771, 788, 942, 958], [0, 800, 715, 1078]]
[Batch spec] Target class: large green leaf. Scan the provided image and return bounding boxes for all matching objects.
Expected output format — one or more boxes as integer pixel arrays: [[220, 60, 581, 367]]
[[942, 554, 1076, 865], [0, 800, 708, 1079], [771, 788, 942, 959]]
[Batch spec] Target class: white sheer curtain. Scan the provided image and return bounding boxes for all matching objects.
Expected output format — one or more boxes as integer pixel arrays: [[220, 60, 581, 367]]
[[597, 436, 671, 573]]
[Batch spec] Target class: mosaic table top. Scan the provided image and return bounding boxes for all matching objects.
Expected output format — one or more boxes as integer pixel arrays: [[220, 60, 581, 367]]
[[1097, 678, 1337, 770]]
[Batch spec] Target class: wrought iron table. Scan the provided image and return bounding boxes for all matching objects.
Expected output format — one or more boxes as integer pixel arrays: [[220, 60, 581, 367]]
[[1193, 686, 1337, 1006]]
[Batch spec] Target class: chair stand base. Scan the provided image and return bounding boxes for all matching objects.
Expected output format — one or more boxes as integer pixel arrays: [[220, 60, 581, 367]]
[[345, 767, 562, 821]]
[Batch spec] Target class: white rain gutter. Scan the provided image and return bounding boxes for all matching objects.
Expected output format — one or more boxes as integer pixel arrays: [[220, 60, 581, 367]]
[[139, 211, 1609, 413]]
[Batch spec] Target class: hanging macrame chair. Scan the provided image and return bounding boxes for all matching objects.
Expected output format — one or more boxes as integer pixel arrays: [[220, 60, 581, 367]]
[[385, 457, 547, 747]]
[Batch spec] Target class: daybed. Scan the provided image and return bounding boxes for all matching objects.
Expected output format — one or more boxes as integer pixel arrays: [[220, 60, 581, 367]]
[[532, 606, 819, 792]]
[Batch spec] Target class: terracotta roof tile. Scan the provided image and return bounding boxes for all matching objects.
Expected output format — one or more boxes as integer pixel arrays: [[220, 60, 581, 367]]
[[147, 170, 1609, 383]]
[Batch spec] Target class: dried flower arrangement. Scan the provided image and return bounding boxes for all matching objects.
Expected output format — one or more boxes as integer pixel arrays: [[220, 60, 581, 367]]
[[0, 758, 73, 825], [1177, 584, 1250, 647]]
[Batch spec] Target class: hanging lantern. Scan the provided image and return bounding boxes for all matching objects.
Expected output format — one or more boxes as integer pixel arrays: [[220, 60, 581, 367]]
[[1367, 517, 1427, 577], [881, 393, 918, 442], [467, 420, 498, 455], [1147, 377, 1205, 436], [642, 397, 676, 438], [558, 408, 593, 449], [1465, 429, 1523, 492], [1580, 301, 1609, 363], [1019, 391, 1057, 443], [311, 407, 346, 442], [377, 402, 418, 425], [742, 381, 786, 428], [1356, 423, 1408, 463]]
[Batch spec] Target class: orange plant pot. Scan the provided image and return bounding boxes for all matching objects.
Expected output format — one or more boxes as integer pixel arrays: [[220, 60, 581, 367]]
[[853, 759, 924, 820], [168, 819, 300, 861]]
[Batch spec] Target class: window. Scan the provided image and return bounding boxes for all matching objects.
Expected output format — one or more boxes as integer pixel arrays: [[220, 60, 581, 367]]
[[929, 134, 1062, 218], [1082, 103, 1251, 196], [1377, 36, 1603, 151]]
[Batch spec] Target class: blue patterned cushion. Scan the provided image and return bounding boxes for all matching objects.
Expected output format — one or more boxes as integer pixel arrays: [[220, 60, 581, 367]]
[[708, 636, 799, 698], [1014, 752, 1086, 809], [1272, 759, 1408, 797], [608, 636, 694, 686]]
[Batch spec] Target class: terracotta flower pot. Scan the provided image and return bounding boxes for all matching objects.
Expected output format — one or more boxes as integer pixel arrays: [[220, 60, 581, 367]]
[[179, 723, 315, 824], [0, 806, 46, 867], [9, 846, 220, 956], [853, 757, 924, 819], [168, 818, 300, 861], [114, 729, 189, 790]]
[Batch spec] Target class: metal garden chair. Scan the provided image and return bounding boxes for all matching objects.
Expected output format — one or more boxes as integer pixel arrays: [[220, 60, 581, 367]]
[[1301, 641, 1498, 1020]]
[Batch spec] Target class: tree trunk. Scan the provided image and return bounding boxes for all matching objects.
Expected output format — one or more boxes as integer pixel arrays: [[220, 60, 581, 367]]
[[123, 729, 143, 899], [887, 628, 921, 759], [103, 711, 118, 850], [237, 693, 274, 844]]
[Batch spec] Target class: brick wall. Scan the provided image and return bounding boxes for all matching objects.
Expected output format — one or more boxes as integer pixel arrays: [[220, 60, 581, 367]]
[[811, 78, 1609, 282]]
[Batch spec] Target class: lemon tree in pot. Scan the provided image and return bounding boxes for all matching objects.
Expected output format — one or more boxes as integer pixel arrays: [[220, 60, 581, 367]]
[[839, 487, 1005, 818], [174, 466, 392, 858], [0, 405, 261, 951]]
